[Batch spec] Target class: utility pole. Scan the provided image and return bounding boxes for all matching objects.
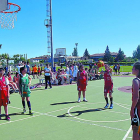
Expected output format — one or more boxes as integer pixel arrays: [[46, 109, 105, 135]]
[[45, 0, 54, 68]]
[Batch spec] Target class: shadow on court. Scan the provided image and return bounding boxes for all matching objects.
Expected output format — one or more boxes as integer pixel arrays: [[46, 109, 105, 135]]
[[57, 108, 106, 118], [51, 101, 78, 105], [0, 112, 31, 121]]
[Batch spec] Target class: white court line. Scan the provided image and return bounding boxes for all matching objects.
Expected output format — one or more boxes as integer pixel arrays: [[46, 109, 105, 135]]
[[114, 102, 130, 110], [0, 114, 41, 126], [9, 106, 42, 114], [67, 106, 130, 123], [4, 104, 128, 133], [43, 112, 127, 132], [122, 126, 132, 140]]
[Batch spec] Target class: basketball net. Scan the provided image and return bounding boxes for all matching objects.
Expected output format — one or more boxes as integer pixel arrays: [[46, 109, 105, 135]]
[[0, 3, 20, 30], [0, 12, 17, 29]]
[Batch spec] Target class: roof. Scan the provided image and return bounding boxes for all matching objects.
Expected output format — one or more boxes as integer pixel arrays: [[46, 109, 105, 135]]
[[90, 52, 118, 57]]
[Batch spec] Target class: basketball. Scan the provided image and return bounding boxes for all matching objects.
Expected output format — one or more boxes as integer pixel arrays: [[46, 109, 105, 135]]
[[97, 60, 104, 68]]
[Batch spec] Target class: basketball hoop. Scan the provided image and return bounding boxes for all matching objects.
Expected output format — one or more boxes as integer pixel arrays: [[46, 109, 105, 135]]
[[0, 3, 21, 29]]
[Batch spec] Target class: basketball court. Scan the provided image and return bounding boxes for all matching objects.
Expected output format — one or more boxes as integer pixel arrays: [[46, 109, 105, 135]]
[[0, 1, 136, 139], [0, 76, 134, 140]]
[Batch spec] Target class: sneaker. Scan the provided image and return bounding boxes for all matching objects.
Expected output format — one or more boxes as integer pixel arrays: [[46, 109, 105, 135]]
[[15, 89, 19, 93], [6, 115, 10, 121], [22, 108, 26, 114], [83, 99, 88, 102], [29, 111, 33, 115], [78, 99, 81, 103], [104, 103, 109, 109], [109, 104, 113, 109], [45, 87, 47, 89], [50, 87, 52, 89]]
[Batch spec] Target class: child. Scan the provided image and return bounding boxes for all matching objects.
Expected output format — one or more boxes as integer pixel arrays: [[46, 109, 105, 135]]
[[0, 68, 10, 120], [102, 64, 113, 109], [7, 72, 19, 93], [13, 72, 19, 86], [38, 66, 41, 76], [17, 67, 33, 115], [77, 65, 88, 103], [131, 62, 140, 139]]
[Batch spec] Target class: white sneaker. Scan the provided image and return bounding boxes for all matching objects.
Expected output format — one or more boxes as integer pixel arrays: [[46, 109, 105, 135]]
[[83, 99, 88, 102], [78, 99, 81, 103]]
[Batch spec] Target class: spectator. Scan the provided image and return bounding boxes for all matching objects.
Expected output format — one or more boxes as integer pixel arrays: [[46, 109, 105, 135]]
[[26, 62, 30, 75], [117, 64, 120, 75], [73, 64, 78, 81], [114, 64, 117, 75], [33, 65, 38, 79], [44, 64, 52, 89]]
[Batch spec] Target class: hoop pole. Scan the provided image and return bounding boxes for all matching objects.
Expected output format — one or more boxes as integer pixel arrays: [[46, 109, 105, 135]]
[[50, 0, 54, 68]]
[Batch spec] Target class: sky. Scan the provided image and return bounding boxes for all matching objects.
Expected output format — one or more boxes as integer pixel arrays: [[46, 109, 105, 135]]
[[0, 0, 140, 59]]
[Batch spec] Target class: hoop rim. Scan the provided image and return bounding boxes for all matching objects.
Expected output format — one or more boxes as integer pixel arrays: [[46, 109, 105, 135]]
[[0, 3, 21, 13]]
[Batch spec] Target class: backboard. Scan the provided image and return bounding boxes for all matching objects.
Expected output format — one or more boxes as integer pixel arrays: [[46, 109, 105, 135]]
[[0, 0, 8, 12]]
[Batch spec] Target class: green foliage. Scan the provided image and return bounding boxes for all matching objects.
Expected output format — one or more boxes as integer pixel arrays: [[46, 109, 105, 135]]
[[116, 48, 124, 61], [83, 48, 90, 58], [133, 45, 140, 59], [72, 47, 78, 56], [104, 45, 111, 61]]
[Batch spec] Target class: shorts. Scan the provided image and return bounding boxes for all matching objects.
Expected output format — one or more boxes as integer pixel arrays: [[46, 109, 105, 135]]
[[104, 85, 113, 94], [34, 72, 37, 75], [78, 84, 86, 91], [0, 98, 8, 106], [21, 92, 31, 97]]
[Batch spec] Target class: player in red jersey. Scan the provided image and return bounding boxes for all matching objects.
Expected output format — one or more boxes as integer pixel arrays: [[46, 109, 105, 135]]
[[131, 62, 140, 139], [0, 68, 10, 120], [101, 64, 113, 109], [77, 65, 88, 103]]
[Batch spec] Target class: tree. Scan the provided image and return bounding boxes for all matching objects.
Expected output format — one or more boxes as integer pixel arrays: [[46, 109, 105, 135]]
[[133, 45, 140, 59], [116, 48, 124, 61], [103, 45, 111, 62], [0, 53, 11, 67], [83, 48, 90, 58], [133, 50, 137, 58], [13, 54, 20, 64], [72, 47, 78, 56]]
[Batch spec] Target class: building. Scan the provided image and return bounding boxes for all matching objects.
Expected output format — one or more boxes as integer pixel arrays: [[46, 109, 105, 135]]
[[30, 55, 51, 63], [90, 52, 118, 62]]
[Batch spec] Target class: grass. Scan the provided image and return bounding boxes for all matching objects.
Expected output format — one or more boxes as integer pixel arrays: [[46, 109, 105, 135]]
[[57, 66, 133, 72], [99, 66, 133, 72], [0, 76, 134, 140]]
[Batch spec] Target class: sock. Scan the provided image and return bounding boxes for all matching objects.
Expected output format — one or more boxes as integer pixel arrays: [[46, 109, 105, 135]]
[[105, 97, 108, 104], [83, 97, 85, 100], [22, 101, 25, 109], [110, 97, 113, 104], [27, 101, 31, 111], [78, 98, 80, 100]]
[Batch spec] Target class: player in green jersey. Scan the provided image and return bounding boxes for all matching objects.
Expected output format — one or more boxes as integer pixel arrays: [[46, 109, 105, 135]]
[[17, 66, 33, 115]]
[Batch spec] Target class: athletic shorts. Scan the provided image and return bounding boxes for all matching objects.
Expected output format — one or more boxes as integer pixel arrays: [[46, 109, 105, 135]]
[[78, 84, 86, 91], [34, 72, 37, 74], [104, 85, 113, 94], [0, 98, 8, 106]]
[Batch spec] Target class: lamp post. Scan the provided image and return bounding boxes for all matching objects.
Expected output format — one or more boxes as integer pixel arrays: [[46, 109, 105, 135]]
[[75, 43, 78, 56]]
